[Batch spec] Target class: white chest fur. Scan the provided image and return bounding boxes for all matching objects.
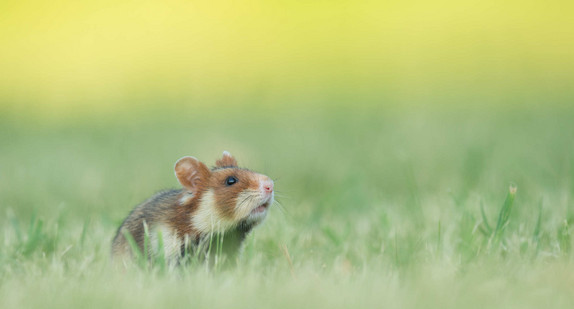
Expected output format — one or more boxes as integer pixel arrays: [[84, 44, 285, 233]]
[[191, 189, 236, 234]]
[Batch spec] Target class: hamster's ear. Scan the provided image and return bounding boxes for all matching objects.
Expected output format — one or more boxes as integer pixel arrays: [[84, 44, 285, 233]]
[[174, 156, 211, 193], [215, 151, 238, 168]]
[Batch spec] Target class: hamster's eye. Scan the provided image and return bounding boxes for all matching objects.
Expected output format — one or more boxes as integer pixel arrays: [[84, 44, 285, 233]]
[[225, 176, 238, 186]]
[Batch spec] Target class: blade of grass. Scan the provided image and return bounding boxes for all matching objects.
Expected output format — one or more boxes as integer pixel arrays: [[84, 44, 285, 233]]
[[143, 221, 150, 260], [155, 229, 166, 272], [437, 220, 442, 254], [480, 200, 492, 235], [533, 200, 543, 245], [79, 220, 89, 249], [494, 183, 517, 239], [122, 230, 145, 268], [8, 211, 22, 244]]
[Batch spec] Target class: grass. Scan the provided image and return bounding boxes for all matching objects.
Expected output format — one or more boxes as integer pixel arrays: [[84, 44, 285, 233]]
[[1, 104, 574, 308]]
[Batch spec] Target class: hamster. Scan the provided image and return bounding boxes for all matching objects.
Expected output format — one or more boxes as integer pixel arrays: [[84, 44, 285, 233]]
[[111, 151, 274, 266]]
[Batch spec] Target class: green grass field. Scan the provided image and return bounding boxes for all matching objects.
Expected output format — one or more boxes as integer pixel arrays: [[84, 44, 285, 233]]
[[1, 105, 573, 308]]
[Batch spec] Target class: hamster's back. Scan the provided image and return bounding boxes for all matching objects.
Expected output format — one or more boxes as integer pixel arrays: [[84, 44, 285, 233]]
[[111, 189, 183, 260]]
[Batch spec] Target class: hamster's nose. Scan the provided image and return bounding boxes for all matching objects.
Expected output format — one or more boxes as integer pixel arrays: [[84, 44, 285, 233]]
[[262, 180, 274, 193]]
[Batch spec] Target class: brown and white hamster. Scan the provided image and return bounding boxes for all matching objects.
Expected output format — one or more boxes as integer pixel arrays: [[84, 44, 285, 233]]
[[111, 151, 274, 265]]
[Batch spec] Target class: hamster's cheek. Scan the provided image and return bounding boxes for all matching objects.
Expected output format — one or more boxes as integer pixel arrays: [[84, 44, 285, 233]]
[[213, 189, 238, 220]]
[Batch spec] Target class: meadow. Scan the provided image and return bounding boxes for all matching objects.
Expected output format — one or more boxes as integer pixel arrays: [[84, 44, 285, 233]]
[[1, 104, 573, 308]]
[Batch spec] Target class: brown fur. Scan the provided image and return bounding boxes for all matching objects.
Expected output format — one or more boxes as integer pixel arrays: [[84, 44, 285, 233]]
[[215, 152, 238, 168], [209, 168, 260, 220], [111, 152, 271, 263]]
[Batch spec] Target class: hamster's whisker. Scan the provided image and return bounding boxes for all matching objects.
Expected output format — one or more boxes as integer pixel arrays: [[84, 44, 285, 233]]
[[272, 200, 287, 215], [236, 194, 257, 212], [236, 194, 254, 206], [273, 195, 288, 201], [272, 191, 289, 197]]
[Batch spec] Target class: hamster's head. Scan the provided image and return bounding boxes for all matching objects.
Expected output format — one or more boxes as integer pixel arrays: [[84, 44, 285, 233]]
[[174, 151, 274, 234]]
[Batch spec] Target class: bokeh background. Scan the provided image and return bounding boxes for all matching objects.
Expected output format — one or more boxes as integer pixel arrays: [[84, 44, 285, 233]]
[[1, 0, 573, 119], [1, 0, 573, 217], [1, 1, 574, 308]]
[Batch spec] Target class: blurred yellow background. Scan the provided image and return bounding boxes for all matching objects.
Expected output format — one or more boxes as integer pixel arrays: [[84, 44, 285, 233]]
[[1, 0, 573, 119]]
